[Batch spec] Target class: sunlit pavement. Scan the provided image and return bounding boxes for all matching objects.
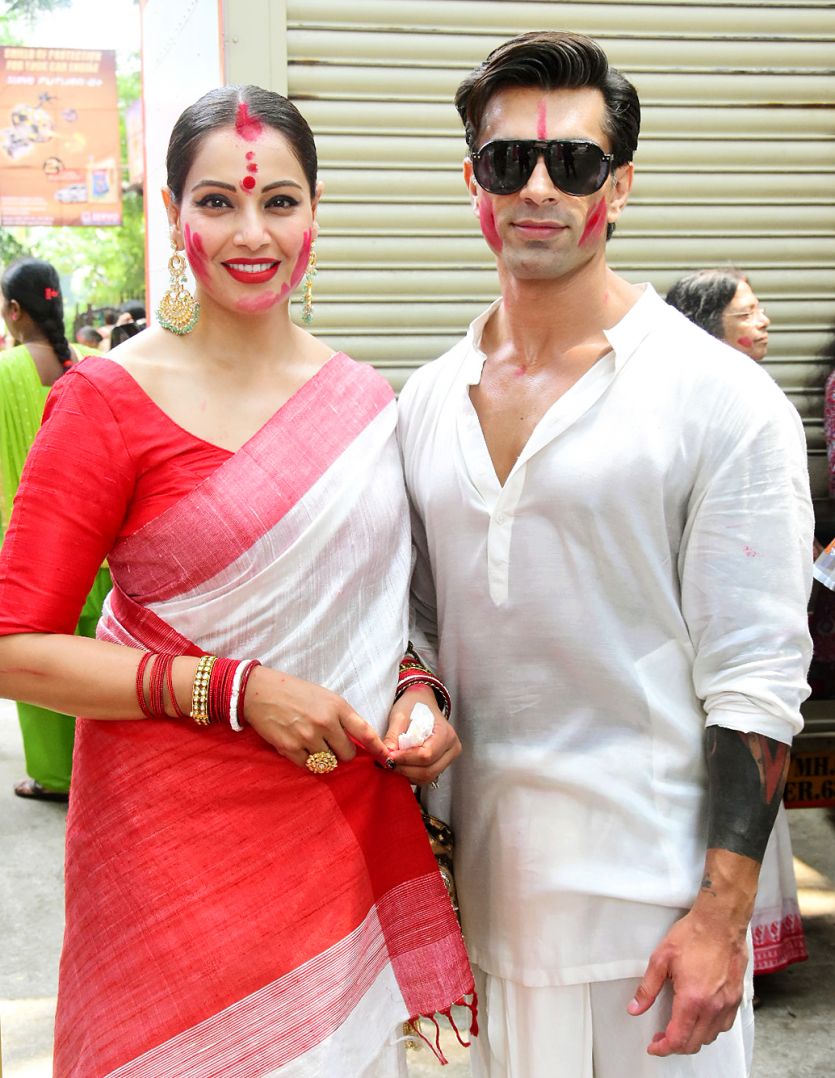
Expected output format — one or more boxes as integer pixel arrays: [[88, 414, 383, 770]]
[[2, 696, 833, 1076]]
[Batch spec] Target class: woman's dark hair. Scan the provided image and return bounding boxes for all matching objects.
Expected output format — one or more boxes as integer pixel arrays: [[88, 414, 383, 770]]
[[454, 32, 640, 240], [665, 268, 747, 340], [1, 258, 71, 365], [109, 322, 142, 349], [166, 85, 317, 202]]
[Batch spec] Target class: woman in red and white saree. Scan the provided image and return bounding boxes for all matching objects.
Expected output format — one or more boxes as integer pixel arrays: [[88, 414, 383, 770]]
[[0, 86, 474, 1077]]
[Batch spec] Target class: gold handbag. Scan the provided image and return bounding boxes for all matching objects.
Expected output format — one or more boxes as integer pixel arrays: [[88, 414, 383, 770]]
[[420, 805, 459, 919]]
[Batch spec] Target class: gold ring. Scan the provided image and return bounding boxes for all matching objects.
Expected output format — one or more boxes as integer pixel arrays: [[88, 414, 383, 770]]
[[306, 750, 338, 774]]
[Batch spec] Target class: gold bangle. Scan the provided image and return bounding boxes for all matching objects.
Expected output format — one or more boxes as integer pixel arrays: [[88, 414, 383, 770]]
[[190, 654, 217, 725]]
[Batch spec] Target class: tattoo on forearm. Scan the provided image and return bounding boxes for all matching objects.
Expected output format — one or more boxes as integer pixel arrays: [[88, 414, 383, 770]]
[[705, 728, 790, 863]]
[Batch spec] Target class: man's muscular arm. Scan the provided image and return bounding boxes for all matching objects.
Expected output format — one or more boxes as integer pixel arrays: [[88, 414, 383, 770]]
[[627, 727, 790, 1056]]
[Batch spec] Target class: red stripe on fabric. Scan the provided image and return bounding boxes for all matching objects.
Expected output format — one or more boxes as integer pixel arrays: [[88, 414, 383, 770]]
[[752, 912, 808, 974], [106, 906, 398, 1077], [108, 354, 393, 602], [98, 585, 203, 655]]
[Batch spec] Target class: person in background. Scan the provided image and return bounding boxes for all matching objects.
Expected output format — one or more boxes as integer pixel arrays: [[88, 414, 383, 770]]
[[399, 30, 811, 1077], [0, 258, 111, 802], [118, 299, 147, 330], [665, 266, 808, 991], [0, 86, 472, 1077], [665, 267, 770, 363], [108, 320, 142, 349], [95, 306, 118, 348], [75, 324, 104, 350]]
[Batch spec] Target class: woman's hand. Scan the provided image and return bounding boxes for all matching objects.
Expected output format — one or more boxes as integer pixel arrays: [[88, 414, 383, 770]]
[[242, 665, 391, 770], [383, 686, 461, 786]]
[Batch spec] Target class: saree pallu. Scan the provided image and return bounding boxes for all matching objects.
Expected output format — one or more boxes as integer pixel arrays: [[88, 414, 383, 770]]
[[54, 355, 474, 1077]]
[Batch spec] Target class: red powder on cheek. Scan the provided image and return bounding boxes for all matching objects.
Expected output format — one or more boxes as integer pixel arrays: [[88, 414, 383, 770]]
[[241, 175, 256, 192], [183, 224, 210, 284], [478, 197, 503, 253], [289, 229, 313, 289], [236, 288, 288, 313], [579, 198, 607, 246], [737, 336, 754, 349], [536, 99, 548, 140], [235, 102, 263, 142]]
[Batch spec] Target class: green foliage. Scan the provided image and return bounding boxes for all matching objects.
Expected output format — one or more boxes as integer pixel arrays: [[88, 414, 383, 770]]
[[3, 0, 72, 20]]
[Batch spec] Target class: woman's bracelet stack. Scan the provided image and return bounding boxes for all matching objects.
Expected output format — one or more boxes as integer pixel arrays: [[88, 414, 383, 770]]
[[135, 652, 261, 732]]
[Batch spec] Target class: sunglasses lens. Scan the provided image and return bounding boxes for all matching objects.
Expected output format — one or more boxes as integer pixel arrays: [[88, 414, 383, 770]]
[[474, 141, 610, 197], [550, 142, 609, 196], [473, 142, 534, 195]]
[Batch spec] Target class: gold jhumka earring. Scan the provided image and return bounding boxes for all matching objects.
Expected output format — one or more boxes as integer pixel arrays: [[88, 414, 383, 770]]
[[301, 243, 317, 324], [156, 241, 200, 335]]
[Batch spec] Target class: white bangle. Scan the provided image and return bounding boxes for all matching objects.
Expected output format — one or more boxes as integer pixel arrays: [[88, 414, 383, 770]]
[[229, 661, 250, 732]]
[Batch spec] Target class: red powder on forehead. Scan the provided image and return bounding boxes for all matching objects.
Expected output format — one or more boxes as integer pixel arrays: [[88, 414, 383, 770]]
[[247, 162, 258, 174], [241, 175, 257, 192], [579, 198, 607, 246], [289, 229, 313, 290], [183, 223, 209, 284], [246, 151, 256, 160], [235, 102, 263, 142], [536, 99, 548, 140], [478, 196, 502, 253]]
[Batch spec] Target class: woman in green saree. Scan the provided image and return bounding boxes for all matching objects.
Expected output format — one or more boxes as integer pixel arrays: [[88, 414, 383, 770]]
[[0, 258, 111, 800]]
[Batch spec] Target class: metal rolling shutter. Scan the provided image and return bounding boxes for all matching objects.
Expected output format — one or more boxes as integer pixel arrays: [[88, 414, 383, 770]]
[[283, 1, 835, 514]]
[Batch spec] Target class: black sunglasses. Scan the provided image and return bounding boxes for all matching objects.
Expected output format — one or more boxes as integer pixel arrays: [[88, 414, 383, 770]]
[[470, 139, 614, 198]]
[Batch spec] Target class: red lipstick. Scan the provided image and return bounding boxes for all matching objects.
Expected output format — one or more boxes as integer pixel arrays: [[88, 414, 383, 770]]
[[222, 258, 280, 284]]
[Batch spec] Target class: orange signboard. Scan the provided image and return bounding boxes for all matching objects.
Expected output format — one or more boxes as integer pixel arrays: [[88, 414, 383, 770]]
[[0, 46, 121, 227]]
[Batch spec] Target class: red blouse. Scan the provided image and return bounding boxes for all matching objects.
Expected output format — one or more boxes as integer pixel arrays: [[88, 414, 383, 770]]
[[0, 355, 232, 635]]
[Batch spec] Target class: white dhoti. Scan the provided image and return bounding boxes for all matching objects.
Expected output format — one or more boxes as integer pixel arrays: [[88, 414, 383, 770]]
[[470, 965, 755, 1078]]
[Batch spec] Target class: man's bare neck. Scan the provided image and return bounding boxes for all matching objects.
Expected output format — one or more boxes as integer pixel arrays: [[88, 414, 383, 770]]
[[484, 264, 641, 369]]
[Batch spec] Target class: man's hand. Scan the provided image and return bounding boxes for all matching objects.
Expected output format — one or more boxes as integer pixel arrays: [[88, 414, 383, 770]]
[[627, 905, 748, 1055]]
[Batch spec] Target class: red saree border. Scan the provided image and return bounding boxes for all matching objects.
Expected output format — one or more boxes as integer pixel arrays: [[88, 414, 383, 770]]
[[109, 353, 394, 602]]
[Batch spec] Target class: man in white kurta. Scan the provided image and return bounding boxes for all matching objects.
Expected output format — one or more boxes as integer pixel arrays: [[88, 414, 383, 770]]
[[397, 30, 812, 1078]]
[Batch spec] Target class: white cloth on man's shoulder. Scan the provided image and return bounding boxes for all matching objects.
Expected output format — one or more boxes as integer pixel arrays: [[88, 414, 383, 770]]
[[398, 283, 813, 987]]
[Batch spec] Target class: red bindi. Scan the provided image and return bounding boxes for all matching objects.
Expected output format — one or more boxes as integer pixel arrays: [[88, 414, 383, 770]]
[[247, 163, 258, 174], [235, 102, 263, 142], [536, 99, 548, 140], [241, 175, 257, 192]]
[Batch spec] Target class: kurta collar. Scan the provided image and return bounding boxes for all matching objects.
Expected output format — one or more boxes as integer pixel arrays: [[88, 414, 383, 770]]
[[462, 283, 660, 382]]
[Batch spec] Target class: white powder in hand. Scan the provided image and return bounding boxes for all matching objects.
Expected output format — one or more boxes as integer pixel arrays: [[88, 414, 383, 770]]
[[397, 702, 435, 749]]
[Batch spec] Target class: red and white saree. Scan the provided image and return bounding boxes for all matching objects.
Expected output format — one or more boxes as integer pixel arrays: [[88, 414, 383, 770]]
[[42, 354, 473, 1076]]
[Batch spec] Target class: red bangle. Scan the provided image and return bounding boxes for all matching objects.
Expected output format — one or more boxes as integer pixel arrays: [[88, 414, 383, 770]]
[[135, 652, 155, 719], [165, 655, 190, 719], [207, 656, 238, 725], [148, 654, 167, 718]]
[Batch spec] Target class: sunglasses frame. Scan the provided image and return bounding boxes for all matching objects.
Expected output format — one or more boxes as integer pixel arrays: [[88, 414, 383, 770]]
[[470, 138, 614, 198]]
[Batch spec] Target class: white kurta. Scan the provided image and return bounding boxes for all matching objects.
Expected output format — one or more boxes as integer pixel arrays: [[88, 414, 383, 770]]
[[398, 284, 813, 987]]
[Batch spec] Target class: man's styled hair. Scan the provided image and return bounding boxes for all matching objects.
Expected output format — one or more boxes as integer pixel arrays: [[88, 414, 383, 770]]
[[665, 268, 747, 340], [454, 31, 641, 167]]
